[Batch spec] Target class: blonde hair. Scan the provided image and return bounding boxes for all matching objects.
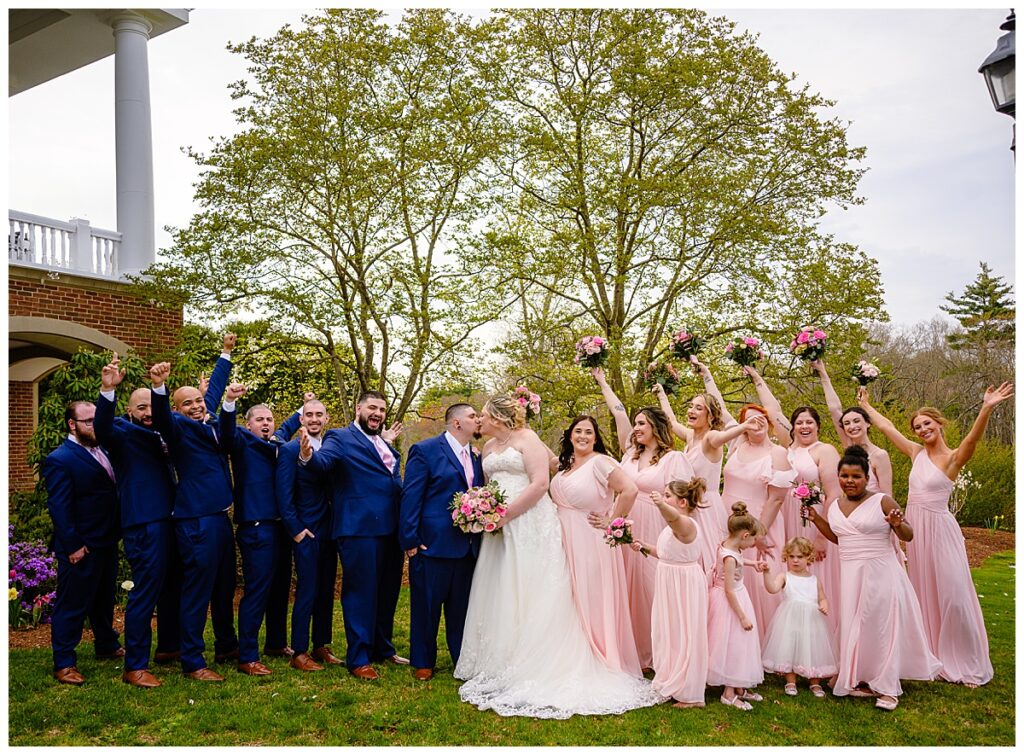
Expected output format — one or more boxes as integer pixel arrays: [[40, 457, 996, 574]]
[[782, 536, 816, 563], [909, 407, 948, 434], [727, 501, 765, 537], [696, 393, 725, 431], [484, 395, 526, 430], [666, 477, 708, 512]]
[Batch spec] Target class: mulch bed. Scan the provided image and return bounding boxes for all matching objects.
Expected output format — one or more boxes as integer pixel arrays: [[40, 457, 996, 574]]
[[9, 529, 1012, 652]]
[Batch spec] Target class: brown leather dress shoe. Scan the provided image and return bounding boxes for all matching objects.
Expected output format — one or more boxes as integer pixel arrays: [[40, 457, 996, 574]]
[[311, 646, 343, 665], [237, 661, 272, 676], [350, 664, 379, 680], [290, 653, 324, 672], [213, 648, 240, 663], [385, 654, 410, 666], [184, 668, 225, 682], [262, 646, 294, 658], [54, 666, 85, 685], [96, 647, 126, 660], [153, 650, 180, 665], [123, 669, 162, 688], [412, 667, 433, 681]]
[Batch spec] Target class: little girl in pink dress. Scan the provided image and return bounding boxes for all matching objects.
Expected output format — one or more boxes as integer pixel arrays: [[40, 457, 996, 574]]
[[760, 536, 838, 697], [707, 502, 766, 711]]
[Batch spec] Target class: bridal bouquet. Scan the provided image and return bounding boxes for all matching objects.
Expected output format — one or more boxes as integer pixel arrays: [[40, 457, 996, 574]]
[[789, 326, 828, 362], [450, 483, 508, 534], [603, 517, 648, 557], [725, 336, 765, 367], [851, 360, 881, 386], [512, 385, 541, 419], [643, 361, 681, 395], [574, 335, 610, 368], [792, 480, 825, 526], [669, 328, 703, 360]]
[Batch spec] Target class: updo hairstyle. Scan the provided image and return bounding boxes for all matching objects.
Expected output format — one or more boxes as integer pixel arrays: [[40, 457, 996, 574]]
[[727, 501, 765, 537], [484, 395, 527, 430], [837, 444, 870, 474], [665, 477, 708, 512]]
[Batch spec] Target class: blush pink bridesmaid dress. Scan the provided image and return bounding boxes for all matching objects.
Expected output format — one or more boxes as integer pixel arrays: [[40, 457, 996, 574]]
[[619, 449, 695, 669], [706, 545, 763, 690], [550, 454, 643, 677], [650, 522, 708, 705], [828, 492, 942, 698], [905, 452, 993, 686], [683, 442, 728, 581]]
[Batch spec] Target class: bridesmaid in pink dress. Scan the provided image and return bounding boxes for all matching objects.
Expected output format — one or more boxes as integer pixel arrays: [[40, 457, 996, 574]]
[[858, 383, 1013, 687], [591, 367, 695, 670], [549, 415, 643, 677], [804, 446, 941, 710], [719, 405, 794, 637], [631, 478, 710, 708]]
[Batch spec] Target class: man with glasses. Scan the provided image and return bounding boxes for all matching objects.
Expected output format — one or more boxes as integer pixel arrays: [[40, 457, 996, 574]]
[[42, 401, 123, 685]]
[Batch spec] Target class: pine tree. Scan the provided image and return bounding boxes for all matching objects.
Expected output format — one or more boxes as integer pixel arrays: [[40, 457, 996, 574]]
[[940, 262, 1015, 352]]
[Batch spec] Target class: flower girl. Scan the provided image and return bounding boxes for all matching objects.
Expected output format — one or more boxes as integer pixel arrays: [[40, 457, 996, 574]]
[[760, 536, 838, 697], [706, 502, 766, 711]]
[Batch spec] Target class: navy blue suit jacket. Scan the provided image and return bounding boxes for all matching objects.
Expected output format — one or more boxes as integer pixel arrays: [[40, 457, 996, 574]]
[[399, 433, 483, 558], [93, 393, 176, 529], [275, 437, 332, 538], [305, 423, 403, 539], [42, 438, 120, 555], [229, 412, 301, 524]]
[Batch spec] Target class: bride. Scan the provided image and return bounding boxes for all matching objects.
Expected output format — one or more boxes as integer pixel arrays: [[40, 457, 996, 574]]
[[454, 395, 664, 718]]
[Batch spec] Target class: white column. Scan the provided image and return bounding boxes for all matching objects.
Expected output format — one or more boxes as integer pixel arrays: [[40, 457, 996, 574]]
[[112, 13, 155, 279]]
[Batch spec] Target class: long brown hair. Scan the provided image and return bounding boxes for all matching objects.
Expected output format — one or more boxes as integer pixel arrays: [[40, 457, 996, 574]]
[[631, 407, 675, 465]]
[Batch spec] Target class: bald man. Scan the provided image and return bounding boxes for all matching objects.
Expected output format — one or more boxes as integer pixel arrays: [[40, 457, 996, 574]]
[[95, 356, 180, 687]]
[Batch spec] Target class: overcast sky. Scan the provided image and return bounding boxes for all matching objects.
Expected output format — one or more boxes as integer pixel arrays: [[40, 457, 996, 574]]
[[7, 6, 1016, 327]]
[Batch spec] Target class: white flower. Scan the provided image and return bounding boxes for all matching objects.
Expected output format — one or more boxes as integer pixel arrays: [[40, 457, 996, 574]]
[[121, 580, 134, 591]]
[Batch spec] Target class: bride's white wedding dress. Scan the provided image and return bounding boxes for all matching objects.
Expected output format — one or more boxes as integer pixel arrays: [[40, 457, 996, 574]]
[[454, 447, 665, 718]]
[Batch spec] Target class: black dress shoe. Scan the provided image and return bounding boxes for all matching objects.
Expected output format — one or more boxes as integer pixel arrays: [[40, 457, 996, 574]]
[[153, 650, 181, 665], [214, 648, 240, 663], [96, 647, 126, 660], [263, 646, 295, 658]]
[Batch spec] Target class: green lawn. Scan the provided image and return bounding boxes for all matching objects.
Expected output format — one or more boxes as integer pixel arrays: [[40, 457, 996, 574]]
[[8, 551, 1015, 746]]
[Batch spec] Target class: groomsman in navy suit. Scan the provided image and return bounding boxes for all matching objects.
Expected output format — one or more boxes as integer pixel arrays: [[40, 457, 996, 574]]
[[277, 398, 340, 672], [399, 403, 483, 681], [300, 390, 408, 679], [42, 401, 122, 685], [94, 355, 179, 687], [227, 401, 302, 675], [150, 357, 242, 681]]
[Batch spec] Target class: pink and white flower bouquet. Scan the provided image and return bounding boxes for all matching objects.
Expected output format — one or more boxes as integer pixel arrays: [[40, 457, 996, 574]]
[[512, 385, 541, 420], [669, 328, 703, 360], [789, 326, 828, 362], [850, 360, 881, 386], [792, 480, 825, 526], [450, 483, 508, 535], [725, 336, 765, 367], [643, 361, 681, 395], [574, 335, 610, 368], [603, 517, 649, 557]]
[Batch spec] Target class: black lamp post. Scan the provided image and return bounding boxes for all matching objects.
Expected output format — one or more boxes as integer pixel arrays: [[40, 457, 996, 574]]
[[979, 10, 1016, 152]]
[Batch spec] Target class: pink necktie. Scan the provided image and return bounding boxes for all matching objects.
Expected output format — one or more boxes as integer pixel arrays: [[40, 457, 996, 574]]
[[460, 447, 474, 487], [90, 447, 116, 482], [374, 435, 395, 471]]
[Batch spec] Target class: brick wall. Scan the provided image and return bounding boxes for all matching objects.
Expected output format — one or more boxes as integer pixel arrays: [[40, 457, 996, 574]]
[[9, 381, 36, 491]]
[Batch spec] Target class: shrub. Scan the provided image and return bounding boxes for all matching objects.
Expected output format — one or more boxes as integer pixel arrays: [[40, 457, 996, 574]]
[[8, 525, 57, 627]]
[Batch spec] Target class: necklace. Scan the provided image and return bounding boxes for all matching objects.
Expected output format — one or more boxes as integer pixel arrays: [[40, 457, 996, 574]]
[[495, 430, 514, 447]]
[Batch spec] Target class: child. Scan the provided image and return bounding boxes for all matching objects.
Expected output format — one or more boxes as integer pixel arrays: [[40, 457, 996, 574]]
[[632, 478, 709, 708], [706, 501, 766, 711], [760, 536, 838, 697]]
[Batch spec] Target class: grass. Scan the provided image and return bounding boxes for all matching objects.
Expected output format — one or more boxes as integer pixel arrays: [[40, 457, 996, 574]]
[[8, 551, 1015, 746]]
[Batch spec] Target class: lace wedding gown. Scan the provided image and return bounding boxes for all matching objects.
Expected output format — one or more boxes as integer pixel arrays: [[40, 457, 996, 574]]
[[454, 447, 665, 718]]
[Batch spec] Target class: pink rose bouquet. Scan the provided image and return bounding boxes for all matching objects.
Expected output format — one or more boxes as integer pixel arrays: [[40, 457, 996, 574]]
[[725, 336, 765, 367], [792, 480, 824, 526], [512, 385, 541, 420], [574, 335, 610, 368], [450, 483, 508, 535], [603, 517, 648, 557], [850, 360, 881, 386], [789, 326, 828, 362], [643, 361, 681, 395], [669, 328, 703, 360]]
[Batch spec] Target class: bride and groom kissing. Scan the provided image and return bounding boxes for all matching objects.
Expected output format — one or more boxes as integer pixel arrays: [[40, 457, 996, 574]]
[[400, 396, 663, 718]]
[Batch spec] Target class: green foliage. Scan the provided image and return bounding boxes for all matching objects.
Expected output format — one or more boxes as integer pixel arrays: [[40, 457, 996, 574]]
[[8, 491, 52, 544], [941, 261, 1015, 351], [956, 439, 1015, 529]]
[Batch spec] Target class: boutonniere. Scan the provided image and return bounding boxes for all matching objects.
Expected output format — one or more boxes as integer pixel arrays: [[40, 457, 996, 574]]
[[471, 447, 481, 458]]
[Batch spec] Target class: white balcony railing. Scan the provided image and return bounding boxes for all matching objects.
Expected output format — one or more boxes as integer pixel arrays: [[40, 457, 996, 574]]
[[9, 210, 120, 279]]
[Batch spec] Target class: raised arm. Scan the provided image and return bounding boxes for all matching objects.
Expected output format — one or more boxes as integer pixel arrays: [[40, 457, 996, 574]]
[[148, 362, 177, 444], [274, 410, 303, 443], [218, 382, 246, 456], [651, 382, 691, 444], [856, 387, 921, 460], [95, 353, 126, 450], [649, 490, 697, 544], [204, 332, 236, 417], [691, 356, 737, 428], [706, 413, 764, 451], [811, 359, 850, 446], [949, 383, 1014, 477], [743, 365, 791, 446], [591, 366, 633, 452], [501, 434, 553, 523]]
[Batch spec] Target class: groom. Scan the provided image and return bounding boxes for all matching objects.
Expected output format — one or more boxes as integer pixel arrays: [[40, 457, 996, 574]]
[[399, 403, 483, 681]]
